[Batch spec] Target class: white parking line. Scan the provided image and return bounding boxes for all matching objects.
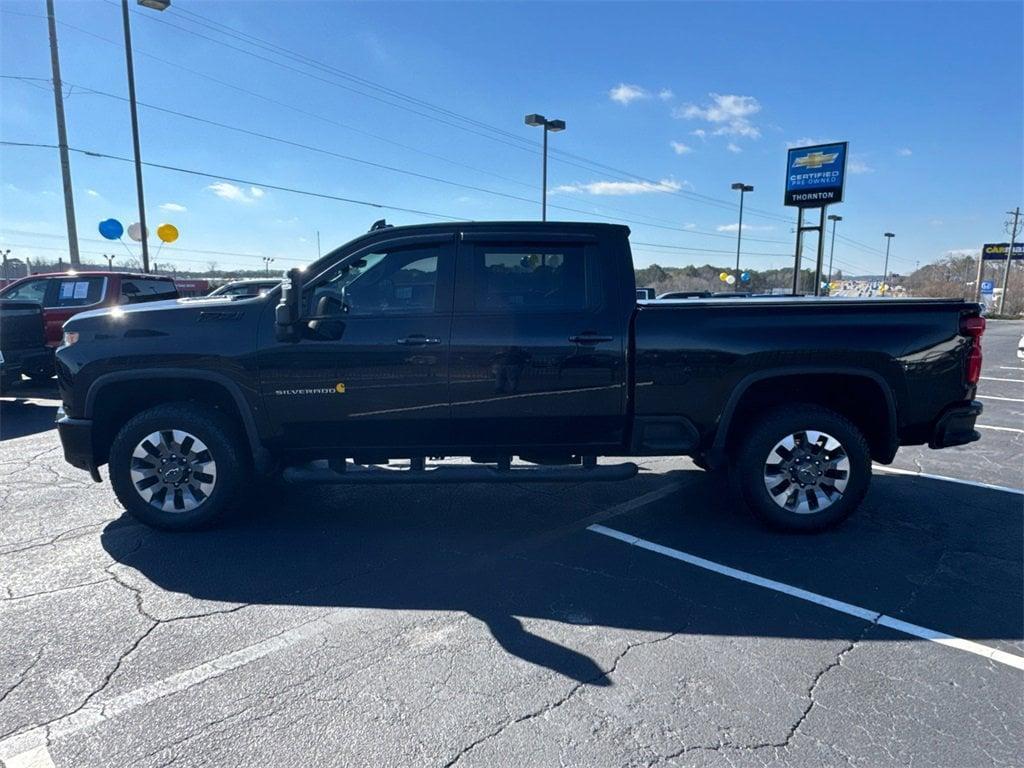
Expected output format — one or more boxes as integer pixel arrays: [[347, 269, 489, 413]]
[[977, 424, 1024, 434], [998, 366, 1023, 372], [873, 464, 1024, 496], [589, 524, 1024, 671], [977, 394, 1024, 403], [0, 609, 360, 764], [981, 376, 1024, 383]]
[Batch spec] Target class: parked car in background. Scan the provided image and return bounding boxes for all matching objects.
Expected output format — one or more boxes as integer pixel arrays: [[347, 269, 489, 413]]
[[173, 279, 212, 298], [0, 299, 50, 390], [208, 278, 282, 298], [1017, 333, 1023, 360], [0, 271, 179, 379]]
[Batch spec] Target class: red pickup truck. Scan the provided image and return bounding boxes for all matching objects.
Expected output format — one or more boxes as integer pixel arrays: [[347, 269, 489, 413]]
[[0, 271, 178, 379]]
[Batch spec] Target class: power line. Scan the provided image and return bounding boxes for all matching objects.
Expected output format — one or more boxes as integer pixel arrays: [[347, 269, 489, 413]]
[[104, 2, 803, 232]]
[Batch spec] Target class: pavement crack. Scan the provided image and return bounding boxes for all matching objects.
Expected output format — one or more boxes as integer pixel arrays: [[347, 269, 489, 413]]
[[0, 646, 45, 705], [442, 631, 677, 768]]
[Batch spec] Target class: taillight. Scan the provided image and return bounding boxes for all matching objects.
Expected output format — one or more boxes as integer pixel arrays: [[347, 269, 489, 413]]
[[961, 315, 985, 385]]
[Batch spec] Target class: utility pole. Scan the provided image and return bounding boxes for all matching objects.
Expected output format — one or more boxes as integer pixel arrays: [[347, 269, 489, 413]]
[[46, 0, 80, 267], [316, 230, 321, 258], [998, 206, 1020, 314]]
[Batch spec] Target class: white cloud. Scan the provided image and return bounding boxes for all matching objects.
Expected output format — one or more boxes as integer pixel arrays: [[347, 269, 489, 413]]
[[726, 143, 742, 154], [658, 89, 674, 101], [675, 93, 762, 138], [207, 182, 265, 203], [86, 189, 100, 197], [786, 137, 826, 148], [609, 83, 649, 105], [554, 178, 684, 196], [160, 202, 187, 212], [691, 129, 707, 140], [683, 223, 697, 230], [847, 158, 874, 174], [716, 223, 775, 233], [897, 147, 912, 156], [670, 141, 693, 155]]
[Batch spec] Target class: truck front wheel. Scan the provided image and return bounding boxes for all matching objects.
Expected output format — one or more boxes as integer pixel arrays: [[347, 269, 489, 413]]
[[733, 404, 871, 532], [109, 403, 246, 531]]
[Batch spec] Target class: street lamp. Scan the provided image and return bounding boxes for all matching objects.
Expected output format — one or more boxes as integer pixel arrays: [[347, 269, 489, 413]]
[[122, 0, 170, 274], [883, 232, 895, 292], [826, 214, 842, 285], [105, 254, 116, 269], [524, 113, 566, 222], [263, 257, 275, 276], [730, 183, 754, 290]]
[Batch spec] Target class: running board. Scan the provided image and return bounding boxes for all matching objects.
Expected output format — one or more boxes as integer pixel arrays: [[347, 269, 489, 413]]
[[282, 460, 638, 485]]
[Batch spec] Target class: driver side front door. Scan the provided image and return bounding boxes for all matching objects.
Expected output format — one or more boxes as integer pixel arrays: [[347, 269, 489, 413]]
[[258, 235, 455, 453]]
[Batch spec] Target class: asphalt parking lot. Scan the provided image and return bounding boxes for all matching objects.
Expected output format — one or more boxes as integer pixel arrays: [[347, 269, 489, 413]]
[[1, 321, 1021, 768]]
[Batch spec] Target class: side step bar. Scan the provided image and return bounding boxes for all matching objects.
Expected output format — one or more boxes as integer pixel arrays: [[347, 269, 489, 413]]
[[282, 459, 638, 485]]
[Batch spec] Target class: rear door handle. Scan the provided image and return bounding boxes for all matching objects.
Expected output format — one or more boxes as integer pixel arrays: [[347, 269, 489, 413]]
[[569, 333, 613, 345], [396, 335, 441, 346]]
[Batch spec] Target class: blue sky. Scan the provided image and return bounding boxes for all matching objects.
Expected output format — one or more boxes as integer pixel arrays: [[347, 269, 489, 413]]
[[1, 0, 1021, 276]]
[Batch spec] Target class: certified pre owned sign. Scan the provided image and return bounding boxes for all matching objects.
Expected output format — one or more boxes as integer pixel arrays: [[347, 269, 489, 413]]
[[785, 142, 848, 208]]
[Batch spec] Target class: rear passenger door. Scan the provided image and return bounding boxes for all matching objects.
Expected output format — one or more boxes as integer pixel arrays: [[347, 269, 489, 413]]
[[120, 278, 179, 304], [448, 232, 627, 450], [45, 276, 107, 345]]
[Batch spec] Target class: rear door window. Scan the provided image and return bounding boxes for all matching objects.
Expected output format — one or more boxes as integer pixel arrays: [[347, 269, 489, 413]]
[[121, 279, 179, 303], [52, 277, 105, 308], [472, 245, 590, 311]]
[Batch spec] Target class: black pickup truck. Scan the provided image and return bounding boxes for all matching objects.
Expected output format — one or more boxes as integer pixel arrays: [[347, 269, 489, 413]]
[[54, 221, 985, 532]]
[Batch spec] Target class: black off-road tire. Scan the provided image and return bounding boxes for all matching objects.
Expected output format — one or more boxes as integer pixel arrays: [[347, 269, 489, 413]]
[[109, 403, 247, 531], [732, 404, 871, 533]]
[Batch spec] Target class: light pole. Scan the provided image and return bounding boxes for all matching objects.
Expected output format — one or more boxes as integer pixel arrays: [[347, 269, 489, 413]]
[[263, 257, 275, 276], [1, 249, 10, 279], [826, 214, 842, 285], [524, 114, 566, 221], [105, 254, 116, 269], [883, 232, 895, 293], [122, 0, 171, 274], [730, 183, 753, 290]]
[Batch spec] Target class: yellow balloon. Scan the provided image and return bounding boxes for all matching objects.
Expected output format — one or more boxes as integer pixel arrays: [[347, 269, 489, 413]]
[[719, 271, 729, 281], [156, 223, 179, 243]]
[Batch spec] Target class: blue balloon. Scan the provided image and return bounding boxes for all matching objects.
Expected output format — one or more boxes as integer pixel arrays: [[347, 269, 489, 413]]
[[740, 271, 751, 282], [99, 218, 124, 240]]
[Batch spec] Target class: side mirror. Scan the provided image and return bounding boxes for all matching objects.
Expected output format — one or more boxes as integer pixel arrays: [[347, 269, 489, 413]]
[[307, 293, 346, 341], [274, 267, 303, 342]]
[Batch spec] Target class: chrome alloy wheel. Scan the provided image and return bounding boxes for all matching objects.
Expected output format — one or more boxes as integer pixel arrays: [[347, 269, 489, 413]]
[[129, 430, 217, 513], [762, 430, 850, 515]]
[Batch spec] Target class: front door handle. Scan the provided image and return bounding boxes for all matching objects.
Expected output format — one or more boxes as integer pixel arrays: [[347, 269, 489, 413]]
[[396, 335, 442, 346], [569, 333, 614, 345]]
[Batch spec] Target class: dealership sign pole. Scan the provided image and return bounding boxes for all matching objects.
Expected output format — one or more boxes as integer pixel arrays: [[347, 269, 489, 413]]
[[980, 238, 1024, 308], [784, 142, 848, 295]]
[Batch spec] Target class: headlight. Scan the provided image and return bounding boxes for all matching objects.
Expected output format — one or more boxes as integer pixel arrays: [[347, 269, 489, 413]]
[[62, 331, 80, 347]]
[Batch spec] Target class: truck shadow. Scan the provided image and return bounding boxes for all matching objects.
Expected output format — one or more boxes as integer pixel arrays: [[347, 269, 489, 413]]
[[101, 469, 1023, 685], [0, 398, 59, 440]]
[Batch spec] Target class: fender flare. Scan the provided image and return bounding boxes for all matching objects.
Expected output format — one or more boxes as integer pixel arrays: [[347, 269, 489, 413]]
[[85, 369, 269, 468], [710, 366, 899, 460]]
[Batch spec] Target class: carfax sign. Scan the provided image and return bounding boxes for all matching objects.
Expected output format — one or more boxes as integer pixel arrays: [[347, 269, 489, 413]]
[[785, 142, 848, 207], [981, 242, 1024, 260]]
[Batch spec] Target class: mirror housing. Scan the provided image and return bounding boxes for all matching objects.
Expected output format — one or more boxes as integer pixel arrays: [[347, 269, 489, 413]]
[[274, 267, 303, 342]]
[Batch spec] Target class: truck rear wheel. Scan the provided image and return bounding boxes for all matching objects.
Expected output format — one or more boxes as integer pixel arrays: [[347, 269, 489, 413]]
[[109, 403, 245, 531], [733, 404, 871, 532]]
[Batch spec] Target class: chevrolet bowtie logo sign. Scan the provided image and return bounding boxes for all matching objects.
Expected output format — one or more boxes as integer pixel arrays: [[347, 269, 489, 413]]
[[793, 151, 840, 170]]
